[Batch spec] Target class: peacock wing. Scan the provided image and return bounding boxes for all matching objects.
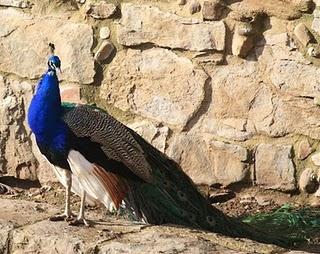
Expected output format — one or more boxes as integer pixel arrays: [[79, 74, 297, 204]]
[[61, 104, 153, 183]]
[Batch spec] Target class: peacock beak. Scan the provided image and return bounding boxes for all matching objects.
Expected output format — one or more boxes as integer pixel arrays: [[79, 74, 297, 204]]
[[56, 67, 62, 74]]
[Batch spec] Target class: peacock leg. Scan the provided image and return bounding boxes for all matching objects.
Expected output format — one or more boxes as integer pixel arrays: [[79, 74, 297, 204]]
[[50, 170, 74, 221], [69, 189, 90, 227]]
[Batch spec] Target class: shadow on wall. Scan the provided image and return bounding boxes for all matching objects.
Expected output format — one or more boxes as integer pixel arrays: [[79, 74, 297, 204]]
[[0, 176, 41, 190], [248, 13, 273, 61], [185, 76, 213, 131]]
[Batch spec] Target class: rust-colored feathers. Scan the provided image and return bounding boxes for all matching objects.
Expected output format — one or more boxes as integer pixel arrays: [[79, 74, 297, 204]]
[[92, 163, 128, 209]]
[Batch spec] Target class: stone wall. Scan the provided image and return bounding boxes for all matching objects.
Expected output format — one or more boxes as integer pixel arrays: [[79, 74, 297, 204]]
[[1, 0, 320, 195]]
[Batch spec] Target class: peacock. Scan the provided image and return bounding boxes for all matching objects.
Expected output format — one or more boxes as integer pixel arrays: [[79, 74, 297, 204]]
[[28, 44, 295, 247]]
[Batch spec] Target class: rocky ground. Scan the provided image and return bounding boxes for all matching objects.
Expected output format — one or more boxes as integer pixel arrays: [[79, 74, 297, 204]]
[[1, 180, 320, 253]]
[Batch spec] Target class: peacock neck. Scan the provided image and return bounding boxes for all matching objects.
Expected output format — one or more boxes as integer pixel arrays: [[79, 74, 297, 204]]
[[28, 71, 67, 150]]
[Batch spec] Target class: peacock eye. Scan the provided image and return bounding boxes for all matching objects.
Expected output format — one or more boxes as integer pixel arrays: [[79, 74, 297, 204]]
[[311, 174, 318, 181]]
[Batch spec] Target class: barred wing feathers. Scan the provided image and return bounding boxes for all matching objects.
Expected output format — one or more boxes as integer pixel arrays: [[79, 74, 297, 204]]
[[62, 104, 153, 183]]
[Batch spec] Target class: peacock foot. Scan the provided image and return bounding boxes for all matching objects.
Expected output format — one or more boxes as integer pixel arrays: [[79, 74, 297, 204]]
[[69, 217, 90, 227], [49, 212, 75, 222], [0, 183, 17, 195]]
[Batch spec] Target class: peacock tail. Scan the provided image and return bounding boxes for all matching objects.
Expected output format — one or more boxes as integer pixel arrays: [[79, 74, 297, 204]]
[[242, 204, 320, 245], [123, 129, 293, 247]]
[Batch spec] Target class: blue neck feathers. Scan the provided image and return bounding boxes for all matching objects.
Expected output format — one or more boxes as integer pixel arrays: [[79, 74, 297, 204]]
[[28, 70, 68, 152]]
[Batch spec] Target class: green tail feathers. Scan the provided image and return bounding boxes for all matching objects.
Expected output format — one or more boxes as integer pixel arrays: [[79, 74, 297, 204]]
[[125, 130, 292, 247], [243, 204, 320, 246]]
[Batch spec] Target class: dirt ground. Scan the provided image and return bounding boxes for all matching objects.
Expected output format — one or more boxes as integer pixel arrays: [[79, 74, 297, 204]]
[[1, 177, 320, 253]]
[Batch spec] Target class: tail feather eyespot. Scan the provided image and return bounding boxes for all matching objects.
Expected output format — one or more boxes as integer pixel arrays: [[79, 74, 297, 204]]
[[159, 169, 165, 176], [206, 216, 216, 226], [163, 179, 170, 188], [179, 209, 187, 217], [178, 190, 187, 201], [189, 213, 196, 221]]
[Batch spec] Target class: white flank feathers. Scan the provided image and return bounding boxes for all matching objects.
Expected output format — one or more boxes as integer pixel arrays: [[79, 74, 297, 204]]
[[32, 134, 97, 206], [67, 150, 116, 212], [42, 156, 98, 206]]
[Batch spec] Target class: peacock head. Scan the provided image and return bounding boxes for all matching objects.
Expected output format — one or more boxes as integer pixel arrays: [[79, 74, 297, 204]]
[[48, 43, 61, 73]]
